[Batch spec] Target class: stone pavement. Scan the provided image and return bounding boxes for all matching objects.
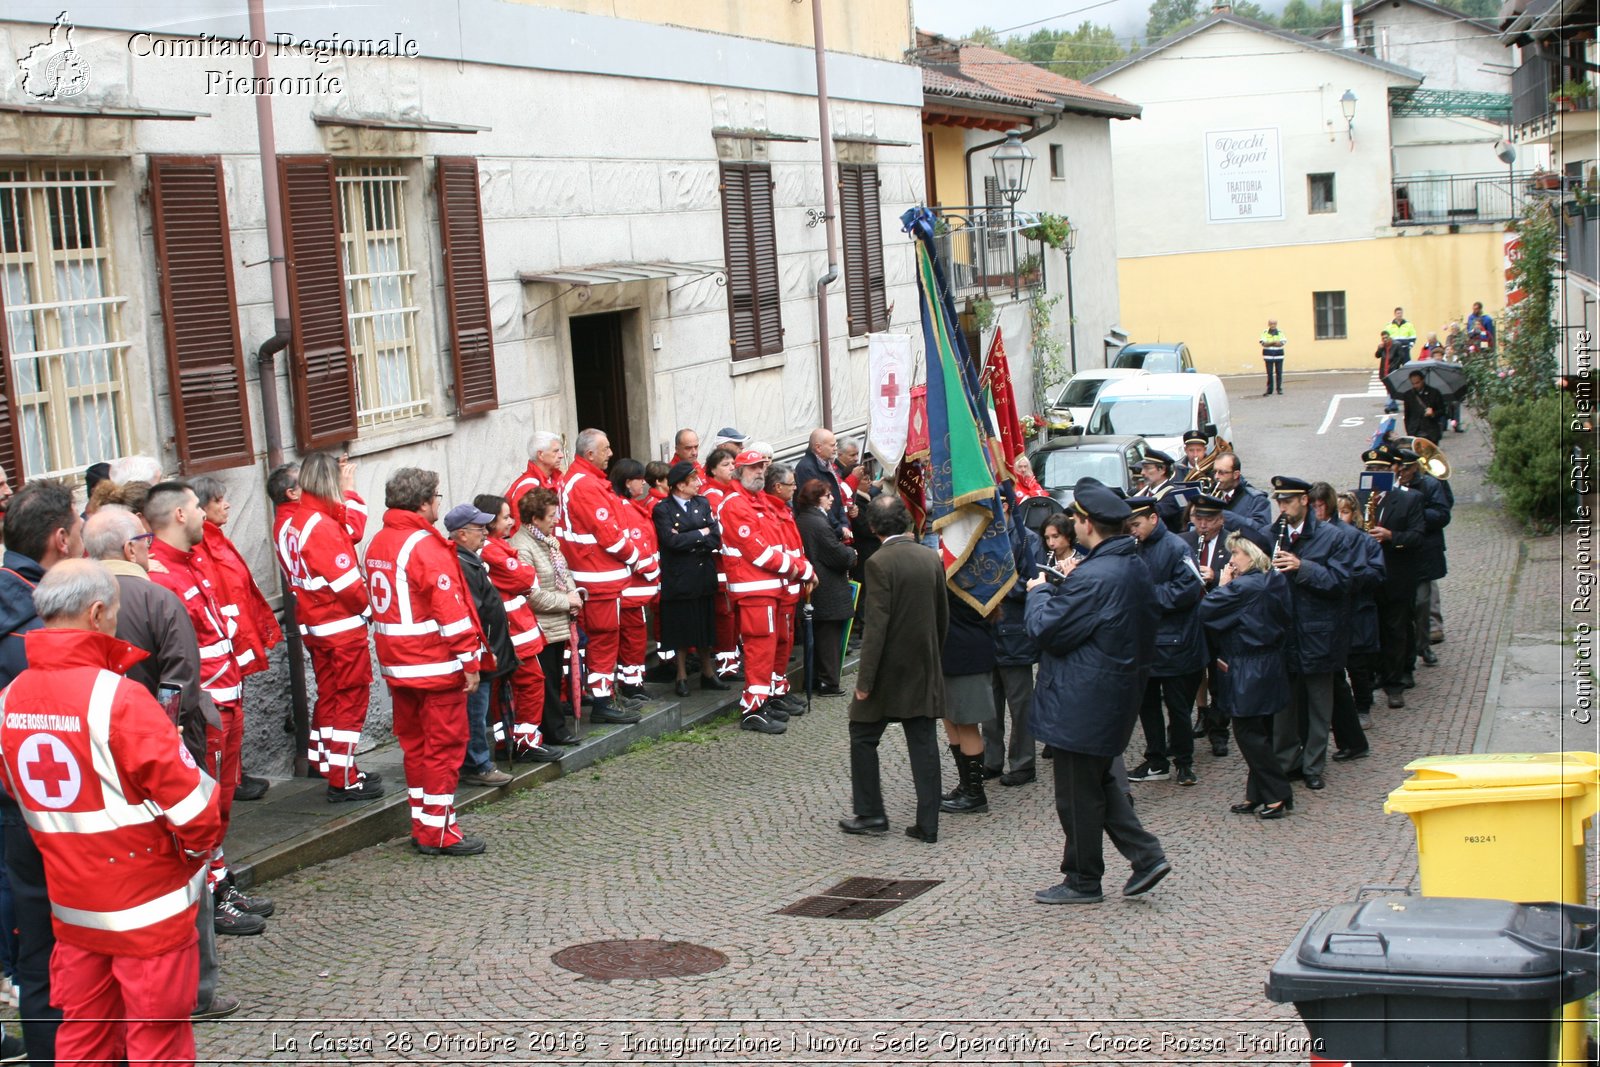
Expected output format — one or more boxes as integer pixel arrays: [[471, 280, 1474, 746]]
[[187, 370, 1590, 1064]]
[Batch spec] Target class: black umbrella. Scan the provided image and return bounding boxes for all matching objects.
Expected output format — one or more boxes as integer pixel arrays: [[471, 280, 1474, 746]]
[[801, 598, 816, 714], [499, 680, 518, 774], [1386, 361, 1469, 402]]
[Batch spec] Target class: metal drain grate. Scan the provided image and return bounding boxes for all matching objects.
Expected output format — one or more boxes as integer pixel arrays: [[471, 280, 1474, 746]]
[[551, 939, 729, 980], [777, 877, 943, 920]]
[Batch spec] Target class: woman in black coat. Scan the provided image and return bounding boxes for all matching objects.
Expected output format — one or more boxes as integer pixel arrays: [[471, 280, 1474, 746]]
[[796, 477, 857, 695], [1198, 532, 1295, 819], [652, 461, 723, 697]]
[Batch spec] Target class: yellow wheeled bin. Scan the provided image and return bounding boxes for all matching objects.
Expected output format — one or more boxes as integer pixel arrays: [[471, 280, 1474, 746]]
[[1386, 751, 1600, 1065]]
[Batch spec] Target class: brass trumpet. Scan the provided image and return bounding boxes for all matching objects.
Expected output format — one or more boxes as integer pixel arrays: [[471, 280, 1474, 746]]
[[1184, 434, 1233, 491], [1393, 436, 1451, 480]]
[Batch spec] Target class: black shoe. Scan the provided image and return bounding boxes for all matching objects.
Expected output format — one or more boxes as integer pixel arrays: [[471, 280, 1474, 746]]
[[940, 790, 988, 814], [1230, 801, 1262, 814], [1175, 765, 1197, 787], [1034, 881, 1102, 904], [193, 993, 241, 1021], [763, 703, 790, 723], [617, 683, 647, 700], [613, 693, 648, 713], [942, 746, 965, 802], [999, 766, 1035, 787], [214, 898, 266, 936], [1123, 859, 1173, 897], [415, 834, 487, 857], [701, 674, 732, 691], [1387, 690, 1406, 709], [1332, 747, 1370, 762], [941, 751, 990, 814], [739, 713, 786, 735], [674, 679, 692, 697], [904, 824, 937, 843], [1259, 801, 1292, 820], [545, 731, 582, 747], [234, 775, 270, 801], [327, 778, 385, 803], [590, 704, 642, 725], [1287, 767, 1306, 781], [219, 884, 274, 918], [815, 685, 846, 696], [1127, 760, 1171, 782], [1305, 774, 1326, 790], [1401, 673, 1416, 689], [838, 815, 888, 836], [1210, 739, 1229, 757], [1421, 648, 1439, 666], [514, 743, 561, 764], [1276, 389, 1284, 395], [1262, 390, 1274, 397]]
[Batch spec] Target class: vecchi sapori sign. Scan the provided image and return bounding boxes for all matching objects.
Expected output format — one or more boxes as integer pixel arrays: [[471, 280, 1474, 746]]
[[1203, 127, 1284, 224]]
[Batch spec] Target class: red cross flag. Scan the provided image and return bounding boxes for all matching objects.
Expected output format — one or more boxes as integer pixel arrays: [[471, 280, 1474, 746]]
[[868, 332, 912, 470]]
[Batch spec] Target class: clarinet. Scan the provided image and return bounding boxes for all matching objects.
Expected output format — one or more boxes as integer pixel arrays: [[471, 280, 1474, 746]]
[[1273, 515, 1291, 555]]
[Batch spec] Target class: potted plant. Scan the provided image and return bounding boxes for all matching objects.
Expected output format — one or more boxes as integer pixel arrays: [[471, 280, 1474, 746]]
[[1019, 212, 1073, 250], [1016, 252, 1042, 285], [1552, 79, 1595, 111], [1530, 168, 1564, 191]]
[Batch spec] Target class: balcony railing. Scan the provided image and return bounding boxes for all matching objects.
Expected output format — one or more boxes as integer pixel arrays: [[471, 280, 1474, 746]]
[[1564, 205, 1599, 284], [1512, 52, 1559, 127], [1392, 171, 1535, 227], [927, 205, 1046, 298]]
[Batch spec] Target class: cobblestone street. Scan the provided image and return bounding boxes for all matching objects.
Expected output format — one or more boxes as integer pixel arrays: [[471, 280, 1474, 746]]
[[198, 371, 1582, 1065]]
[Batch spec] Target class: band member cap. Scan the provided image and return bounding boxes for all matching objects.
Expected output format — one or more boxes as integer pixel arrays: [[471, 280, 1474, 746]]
[[1125, 494, 1159, 517], [1270, 475, 1311, 498], [1182, 429, 1209, 446], [1140, 449, 1175, 470], [1070, 481, 1132, 524], [1191, 493, 1227, 515]]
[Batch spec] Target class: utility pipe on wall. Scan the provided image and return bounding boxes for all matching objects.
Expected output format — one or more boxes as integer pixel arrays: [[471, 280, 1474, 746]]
[[811, 0, 839, 430]]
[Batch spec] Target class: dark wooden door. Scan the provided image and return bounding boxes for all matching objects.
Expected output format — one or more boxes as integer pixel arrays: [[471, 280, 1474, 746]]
[[569, 312, 630, 458]]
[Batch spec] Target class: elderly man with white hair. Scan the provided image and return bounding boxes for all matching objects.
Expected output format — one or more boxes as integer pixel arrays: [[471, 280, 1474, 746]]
[[794, 428, 851, 541], [506, 431, 564, 516], [108, 454, 162, 485]]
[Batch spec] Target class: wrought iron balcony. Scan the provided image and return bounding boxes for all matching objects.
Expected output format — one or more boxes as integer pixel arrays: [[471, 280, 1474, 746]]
[[926, 205, 1047, 298], [1563, 204, 1599, 284], [1391, 171, 1536, 227]]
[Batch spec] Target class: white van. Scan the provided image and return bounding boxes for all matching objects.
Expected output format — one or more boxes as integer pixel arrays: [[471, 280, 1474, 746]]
[[1083, 373, 1233, 457]]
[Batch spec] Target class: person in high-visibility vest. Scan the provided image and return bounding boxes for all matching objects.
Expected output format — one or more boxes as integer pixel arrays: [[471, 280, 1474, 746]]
[[1382, 307, 1417, 364], [1258, 319, 1286, 396]]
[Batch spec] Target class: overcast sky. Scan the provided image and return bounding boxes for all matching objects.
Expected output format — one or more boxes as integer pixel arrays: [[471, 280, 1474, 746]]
[[911, 0, 1213, 47]]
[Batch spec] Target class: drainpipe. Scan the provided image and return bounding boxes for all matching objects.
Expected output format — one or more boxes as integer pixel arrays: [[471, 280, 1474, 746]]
[[962, 109, 1062, 211], [249, 0, 312, 777], [811, 0, 839, 429]]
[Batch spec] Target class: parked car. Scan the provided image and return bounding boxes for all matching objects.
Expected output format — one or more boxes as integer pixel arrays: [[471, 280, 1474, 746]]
[[1026, 434, 1149, 507], [1083, 372, 1233, 458], [1111, 343, 1196, 375], [1043, 368, 1147, 436]]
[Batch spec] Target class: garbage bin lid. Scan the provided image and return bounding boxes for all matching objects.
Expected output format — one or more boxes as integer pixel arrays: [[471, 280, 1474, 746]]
[[1296, 897, 1580, 979], [1398, 752, 1600, 790]]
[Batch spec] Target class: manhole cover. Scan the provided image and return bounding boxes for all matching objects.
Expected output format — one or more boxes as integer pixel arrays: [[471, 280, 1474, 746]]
[[824, 877, 941, 901], [777, 896, 904, 919], [551, 939, 728, 980]]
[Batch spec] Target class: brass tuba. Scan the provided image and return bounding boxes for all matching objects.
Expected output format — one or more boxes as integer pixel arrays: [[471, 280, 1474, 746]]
[[1185, 434, 1233, 491], [1395, 436, 1451, 480]]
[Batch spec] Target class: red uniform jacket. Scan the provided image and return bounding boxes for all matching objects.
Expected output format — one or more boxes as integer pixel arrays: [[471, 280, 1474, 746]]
[[149, 538, 241, 708], [481, 535, 545, 656], [559, 456, 658, 599], [620, 495, 661, 604], [278, 492, 370, 647], [506, 461, 562, 518], [201, 521, 281, 677], [366, 510, 486, 690], [763, 492, 808, 604], [703, 479, 738, 589], [0, 629, 223, 957], [720, 484, 813, 601]]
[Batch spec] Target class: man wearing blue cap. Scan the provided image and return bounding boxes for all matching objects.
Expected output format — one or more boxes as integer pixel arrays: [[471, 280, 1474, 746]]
[[1025, 480, 1171, 905]]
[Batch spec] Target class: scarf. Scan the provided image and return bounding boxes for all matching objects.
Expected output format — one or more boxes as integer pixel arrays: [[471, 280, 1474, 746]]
[[529, 524, 572, 593]]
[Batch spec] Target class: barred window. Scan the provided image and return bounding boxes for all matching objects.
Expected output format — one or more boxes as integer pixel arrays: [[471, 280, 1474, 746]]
[[1313, 290, 1347, 340], [0, 165, 131, 479], [335, 163, 424, 426]]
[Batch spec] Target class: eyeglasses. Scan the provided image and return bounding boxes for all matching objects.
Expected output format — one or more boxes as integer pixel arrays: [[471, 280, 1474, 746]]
[[127, 533, 155, 544]]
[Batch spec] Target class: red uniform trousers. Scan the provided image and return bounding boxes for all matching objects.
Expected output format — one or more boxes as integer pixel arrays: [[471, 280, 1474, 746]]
[[52, 935, 199, 1067], [388, 686, 469, 848], [580, 598, 621, 701], [713, 589, 742, 678], [617, 605, 648, 688], [735, 598, 778, 715], [496, 656, 546, 751], [307, 638, 374, 788], [205, 699, 242, 889], [772, 602, 797, 698]]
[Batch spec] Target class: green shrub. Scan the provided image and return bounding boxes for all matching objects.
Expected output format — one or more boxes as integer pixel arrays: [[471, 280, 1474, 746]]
[[1485, 395, 1567, 529]]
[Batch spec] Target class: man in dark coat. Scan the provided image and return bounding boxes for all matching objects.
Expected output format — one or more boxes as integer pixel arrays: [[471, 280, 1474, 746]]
[[1182, 494, 1232, 756], [447, 503, 525, 784], [985, 492, 1041, 787], [1127, 494, 1207, 786], [794, 428, 850, 540], [1135, 451, 1187, 533], [1211, 452, 1273, 532], [1399, 452, 1450, 670], [1401, 370, 1447, 443], [1025, 481, 1171, 905], [1306, 483, 1378, 761], [1361, 446, 1428, 708], [840, 496, 948, 843], [1266, 477, 1351, 791]]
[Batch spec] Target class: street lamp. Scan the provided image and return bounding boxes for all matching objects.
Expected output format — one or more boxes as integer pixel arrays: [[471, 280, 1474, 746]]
[[1341, 89, 1357, 148], [991, 129, 1036, 297]]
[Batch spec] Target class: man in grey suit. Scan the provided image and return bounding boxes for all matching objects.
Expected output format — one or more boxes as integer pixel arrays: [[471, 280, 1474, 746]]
[[839, 495, 949, 843]]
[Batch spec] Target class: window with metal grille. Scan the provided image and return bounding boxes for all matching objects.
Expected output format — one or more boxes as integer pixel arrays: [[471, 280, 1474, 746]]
[[335, 163, 425, 425], [839, 164, 888, 337], [1313, 290, 1347, 340], [1308, 172, 1336, 214], [0, 165, 131, 480], [719, 162, 783, 360]]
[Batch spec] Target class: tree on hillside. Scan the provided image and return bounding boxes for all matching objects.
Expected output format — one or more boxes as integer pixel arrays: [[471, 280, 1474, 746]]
[[1049, 22, 1131, 81], [1147, 0, 1202, 41], [1230, 0, 1278, 22], [1280, 0, 1344, 32], [967, 25, 1001, 47]]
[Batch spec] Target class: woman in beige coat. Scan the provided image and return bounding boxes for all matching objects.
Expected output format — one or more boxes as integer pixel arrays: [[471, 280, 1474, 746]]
[[512, 487, 584, 744]]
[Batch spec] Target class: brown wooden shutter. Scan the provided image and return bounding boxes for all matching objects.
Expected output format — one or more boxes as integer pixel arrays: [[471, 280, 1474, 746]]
[[720, 162, 783, 359], [0, 279, 25, 486], [434, 157, 497, 416], [839, 164, 889, 337], [278, 155, 357, 451], [148, 156, 254, 473]]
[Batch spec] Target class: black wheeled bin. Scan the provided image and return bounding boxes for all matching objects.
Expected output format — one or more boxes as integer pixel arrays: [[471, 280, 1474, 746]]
[[1266, 895, 1599, 1067]]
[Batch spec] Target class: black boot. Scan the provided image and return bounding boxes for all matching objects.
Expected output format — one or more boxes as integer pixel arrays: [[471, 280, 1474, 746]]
[[942, 745, 964, 802], [941, 749, 990, 814]]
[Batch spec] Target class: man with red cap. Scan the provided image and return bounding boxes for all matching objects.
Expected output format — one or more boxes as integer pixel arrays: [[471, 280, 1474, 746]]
[[367, 467, 491, 855], [0, 560, 224, 1067], [560, 429, 657, 724], [720, 449, 814, 733]]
